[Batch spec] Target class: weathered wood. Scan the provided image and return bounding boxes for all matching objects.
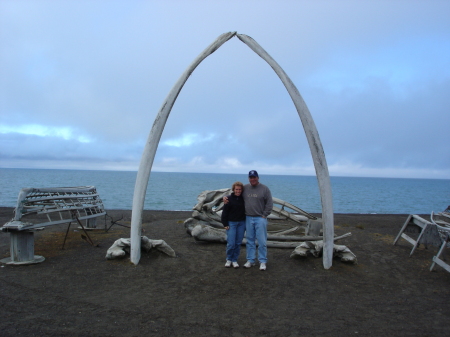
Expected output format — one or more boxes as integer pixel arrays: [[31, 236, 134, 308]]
[[429, 215, 450, 272], [1, 186, 105, 265], [306, 219, 323, 236], [431, 210, 450, 227], [431, 255, 450, 273], [2, 187, 105, 231], [11, 231, 36, 262], [393, 214, 441, 256]]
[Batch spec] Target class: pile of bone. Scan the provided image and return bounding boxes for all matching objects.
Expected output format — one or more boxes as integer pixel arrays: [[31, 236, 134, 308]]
[[184, 189, 357, 264]]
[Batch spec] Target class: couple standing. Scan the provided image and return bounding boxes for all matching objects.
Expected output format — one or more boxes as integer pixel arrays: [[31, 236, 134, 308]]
[[221, 170, 273, 271]]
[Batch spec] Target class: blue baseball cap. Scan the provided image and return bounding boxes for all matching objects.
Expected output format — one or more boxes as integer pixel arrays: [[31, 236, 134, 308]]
[[248, 170, 259, 177]]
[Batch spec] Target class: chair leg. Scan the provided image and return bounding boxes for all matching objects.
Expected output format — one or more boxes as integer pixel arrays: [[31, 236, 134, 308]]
[[393, 214, 412, 245], [409, 223, 430, 256], [430, 240, 448, 271]]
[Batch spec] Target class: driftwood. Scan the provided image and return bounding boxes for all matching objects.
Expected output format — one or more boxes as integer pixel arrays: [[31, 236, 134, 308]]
[[290, 240, 357, 264], [106, 236, 176, 260]]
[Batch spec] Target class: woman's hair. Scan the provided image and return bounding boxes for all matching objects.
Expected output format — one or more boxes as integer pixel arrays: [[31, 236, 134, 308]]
[[232, 181, 244, 192]]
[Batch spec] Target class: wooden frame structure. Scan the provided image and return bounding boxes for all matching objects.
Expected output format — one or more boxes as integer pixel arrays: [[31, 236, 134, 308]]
[[393, 214, 441, 256], [1, 186, 105, 265], [394, 207, 450, 273], [429, 210, 450, 272]]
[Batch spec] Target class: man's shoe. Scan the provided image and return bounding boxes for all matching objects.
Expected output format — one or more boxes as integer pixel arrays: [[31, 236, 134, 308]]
[[232, 262, 239, 269], [225, 260, 232, 268], [259, 263, 266, 271], [244, 261, 254, 268]]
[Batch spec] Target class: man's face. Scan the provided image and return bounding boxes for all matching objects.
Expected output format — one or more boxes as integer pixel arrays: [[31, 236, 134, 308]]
[[249, 176, 259, 186]]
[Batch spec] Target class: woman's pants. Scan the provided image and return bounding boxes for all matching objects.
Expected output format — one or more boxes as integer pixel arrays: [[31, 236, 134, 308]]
[[226, 220, 246, 262]]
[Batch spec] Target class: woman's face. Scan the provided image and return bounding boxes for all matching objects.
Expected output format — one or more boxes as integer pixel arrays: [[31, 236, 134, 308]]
[[234, 186, 242, 196]]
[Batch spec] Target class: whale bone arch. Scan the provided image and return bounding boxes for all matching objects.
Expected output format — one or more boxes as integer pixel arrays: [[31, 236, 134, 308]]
[[130, 32, 334, 269]]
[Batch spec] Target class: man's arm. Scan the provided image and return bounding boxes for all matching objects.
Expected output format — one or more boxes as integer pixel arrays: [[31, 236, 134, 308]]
[[221, 198, 230, 229], [263, 187, 273, 218], [223, 196, 229, 204]]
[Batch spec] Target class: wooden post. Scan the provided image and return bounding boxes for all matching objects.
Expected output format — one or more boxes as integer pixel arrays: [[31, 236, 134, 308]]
[[0, 231, 45, 265]]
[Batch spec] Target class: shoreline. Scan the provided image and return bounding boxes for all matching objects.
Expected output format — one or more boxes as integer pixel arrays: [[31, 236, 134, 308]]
[[0, 206, 428, 216], [0, 207, 449, 336]]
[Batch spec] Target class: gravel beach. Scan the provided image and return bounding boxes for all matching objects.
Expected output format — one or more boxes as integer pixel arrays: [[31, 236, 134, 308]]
[[0, 207, 449, 336]]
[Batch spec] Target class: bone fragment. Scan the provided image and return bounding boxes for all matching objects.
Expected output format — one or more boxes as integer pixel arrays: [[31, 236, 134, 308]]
[[267, 232, 351, 242], [269, 226, 300, 236], [106, 236, 176, 260], [201, 190, 231, 212], [272, 197, 317, 220], [187, 222, 351, 250], [290, 240, 357, 264], [271, 206, 307, 224], [191, 224, 227, 243], [193, 188, 231, 212], [191, 210, 223, 228]]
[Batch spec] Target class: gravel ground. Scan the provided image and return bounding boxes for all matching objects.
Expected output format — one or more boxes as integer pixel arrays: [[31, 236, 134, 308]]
[[0, 207, 449, 336]]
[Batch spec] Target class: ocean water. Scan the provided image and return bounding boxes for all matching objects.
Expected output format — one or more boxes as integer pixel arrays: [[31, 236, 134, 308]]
[[0, 168, 449, 214]]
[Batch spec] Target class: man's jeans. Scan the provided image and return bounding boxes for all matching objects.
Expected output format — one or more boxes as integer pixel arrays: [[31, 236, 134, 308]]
[[245, 216, 268, 263], [226, 220, 246, 262]]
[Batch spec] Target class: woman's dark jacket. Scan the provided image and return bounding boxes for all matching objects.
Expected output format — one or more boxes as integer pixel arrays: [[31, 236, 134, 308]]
[[221, 192, 246, 227]]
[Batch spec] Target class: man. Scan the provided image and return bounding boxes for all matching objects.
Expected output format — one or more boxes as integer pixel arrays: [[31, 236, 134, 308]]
[[226, 170, 273, 270]]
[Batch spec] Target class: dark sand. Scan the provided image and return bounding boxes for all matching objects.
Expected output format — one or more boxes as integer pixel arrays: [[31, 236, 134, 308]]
[[0, 207, 449, 336]]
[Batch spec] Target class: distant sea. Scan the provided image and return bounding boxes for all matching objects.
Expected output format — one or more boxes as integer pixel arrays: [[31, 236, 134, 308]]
[[0, 168, 449, 214]]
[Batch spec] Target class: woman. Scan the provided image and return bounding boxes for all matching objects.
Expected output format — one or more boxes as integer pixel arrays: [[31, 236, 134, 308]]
[[221, 181, 246, 268]]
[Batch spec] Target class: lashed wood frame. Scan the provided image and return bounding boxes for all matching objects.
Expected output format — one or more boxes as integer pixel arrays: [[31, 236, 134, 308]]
[[130, 32, 334, 269]]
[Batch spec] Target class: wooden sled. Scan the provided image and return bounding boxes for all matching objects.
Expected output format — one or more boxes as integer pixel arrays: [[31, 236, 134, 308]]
[[393, 214, 441, 256]]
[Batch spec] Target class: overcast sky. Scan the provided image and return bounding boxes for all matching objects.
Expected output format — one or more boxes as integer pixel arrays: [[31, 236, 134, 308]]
[[1, 0, 449, 179]]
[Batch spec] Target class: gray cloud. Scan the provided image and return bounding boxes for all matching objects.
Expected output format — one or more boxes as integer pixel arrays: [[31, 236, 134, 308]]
[[1, 0, 450, 178]]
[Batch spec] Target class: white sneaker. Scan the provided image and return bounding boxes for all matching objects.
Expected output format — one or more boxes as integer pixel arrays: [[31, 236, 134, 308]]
[[244, 261, 255, 268], [232, 262, 239, 269], [225, 260, 232, 268], [259, 263, 266, 271]]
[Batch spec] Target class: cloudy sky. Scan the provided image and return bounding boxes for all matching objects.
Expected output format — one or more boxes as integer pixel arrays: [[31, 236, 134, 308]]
[[1, 0, 449, 179]]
